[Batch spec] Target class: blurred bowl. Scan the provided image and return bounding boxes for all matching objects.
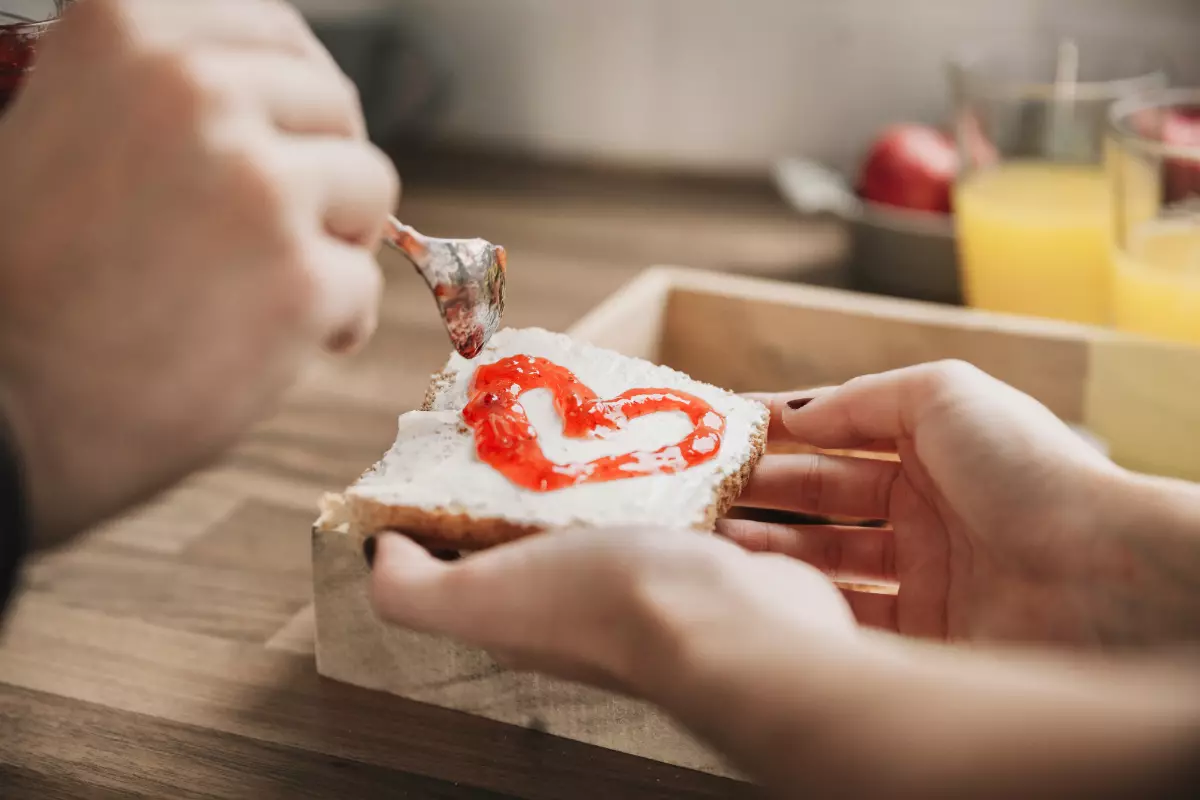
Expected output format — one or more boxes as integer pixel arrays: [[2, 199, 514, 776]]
[[772, 157, 963, 306], [848, 201, 961, 305]]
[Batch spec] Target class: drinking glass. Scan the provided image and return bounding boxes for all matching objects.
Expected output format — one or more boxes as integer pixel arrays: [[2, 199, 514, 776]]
[[1109, 88, 1200, 345], [0, 0, 67, 114], [950, 37, 1167, 324]]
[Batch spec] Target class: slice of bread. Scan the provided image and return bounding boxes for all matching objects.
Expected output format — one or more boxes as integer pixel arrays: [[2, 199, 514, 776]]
[[319, 327, 769, 550]]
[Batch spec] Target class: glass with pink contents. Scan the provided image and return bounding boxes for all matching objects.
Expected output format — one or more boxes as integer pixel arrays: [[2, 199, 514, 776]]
[[1, 1, 68, 115]]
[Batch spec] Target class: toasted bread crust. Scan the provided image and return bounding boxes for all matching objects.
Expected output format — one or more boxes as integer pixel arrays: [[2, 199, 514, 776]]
[[703, 409, 769, 528], [342, 403, 768, 548], [344, 499, 542, 549], [420, 368, 455, 412]]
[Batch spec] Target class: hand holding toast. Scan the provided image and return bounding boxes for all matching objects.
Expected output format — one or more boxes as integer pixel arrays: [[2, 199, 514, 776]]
[[368, 526, 860, 696], [365, 359, 1200, 798], [0, 0, 398, 547], [367, 359, 1200, 683], [731, 360, 1200, 649]]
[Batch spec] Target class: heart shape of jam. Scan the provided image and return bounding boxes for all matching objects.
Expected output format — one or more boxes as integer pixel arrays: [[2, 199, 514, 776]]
[[462, 355, 725, 492]]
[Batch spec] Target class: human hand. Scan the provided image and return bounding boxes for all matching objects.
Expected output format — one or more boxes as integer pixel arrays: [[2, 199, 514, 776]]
[[367, 526, 861, 698], [366, 523, 1200, 800], [364, 364, 1200, 797], [0, 0, 399, 546], [726, 360, 1171, 649]]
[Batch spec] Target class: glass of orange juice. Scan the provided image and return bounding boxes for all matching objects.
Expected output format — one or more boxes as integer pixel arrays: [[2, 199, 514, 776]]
[[1108, 89, 1200, 345], [950, 38, 1166, 324]]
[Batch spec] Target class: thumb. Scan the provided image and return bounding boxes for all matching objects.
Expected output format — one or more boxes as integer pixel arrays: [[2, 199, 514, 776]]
[[367, 532, 455, 631], [781, 360, 997, 450]]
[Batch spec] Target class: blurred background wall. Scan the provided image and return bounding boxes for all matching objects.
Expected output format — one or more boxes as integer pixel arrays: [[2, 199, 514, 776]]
[[295, 0, 1200, 175]]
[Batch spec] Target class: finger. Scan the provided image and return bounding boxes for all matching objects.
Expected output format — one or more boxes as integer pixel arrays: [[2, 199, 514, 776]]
[[736, 453, 899, 519], [283, 138, 399, 247], [841, 589, 898, 632], [745, 391, 897, 453], [718, 519, 897, 584], [781, 372, 911, 450], [199, 52, 366, 139], [321, 142, 399, 247], [368, 529, 602, 655], [782, 362, 1036, 453], [743, 389, 834, 443], [368, 532, 463, 632], [308, 238, 383, 354], [121, 0, 328, 60]]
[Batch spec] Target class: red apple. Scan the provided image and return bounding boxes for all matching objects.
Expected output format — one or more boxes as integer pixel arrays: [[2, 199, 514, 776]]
[[856, 124, 958, 214]]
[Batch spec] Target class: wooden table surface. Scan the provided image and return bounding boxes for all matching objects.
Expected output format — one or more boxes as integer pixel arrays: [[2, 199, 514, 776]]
[[0, 155, 839, 799]]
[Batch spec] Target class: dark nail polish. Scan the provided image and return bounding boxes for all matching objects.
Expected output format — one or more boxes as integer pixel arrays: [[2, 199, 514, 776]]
[[363, 536, 377, 569], [326, 328, 358, 354], [787, 397, 813, 410]]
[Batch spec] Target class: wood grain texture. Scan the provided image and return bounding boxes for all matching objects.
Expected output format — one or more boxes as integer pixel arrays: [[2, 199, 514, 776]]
[[0, 164, 807, 799], [656, 269, 1092, 422], [1086, 336, 1200, 481], [1, 685, 520, 800]]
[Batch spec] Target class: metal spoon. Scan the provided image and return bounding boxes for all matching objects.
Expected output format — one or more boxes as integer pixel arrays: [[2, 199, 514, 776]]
[[383, 216, 507, 359]]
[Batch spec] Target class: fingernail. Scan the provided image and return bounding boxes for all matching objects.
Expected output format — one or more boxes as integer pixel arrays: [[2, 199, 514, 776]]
[[326, 327, 359, 354], [363, 536, 377, 569], [787, 397, 813, 410]]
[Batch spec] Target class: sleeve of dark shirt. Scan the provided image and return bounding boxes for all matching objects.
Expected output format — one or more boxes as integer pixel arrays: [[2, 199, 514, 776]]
[[0, 410, 28, 621]]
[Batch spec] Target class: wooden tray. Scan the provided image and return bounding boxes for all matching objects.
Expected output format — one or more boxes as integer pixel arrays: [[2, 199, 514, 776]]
[[313, 265, 1200, 780]]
